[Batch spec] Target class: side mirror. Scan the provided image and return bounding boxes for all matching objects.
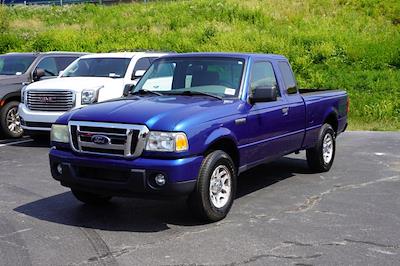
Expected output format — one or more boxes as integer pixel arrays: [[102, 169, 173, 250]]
[[33, 68, 45, 81], [249, 86, 278, 104], [58, 70, 64, 77], [123, 84, 135, 97], [132, 70, 146, 80]]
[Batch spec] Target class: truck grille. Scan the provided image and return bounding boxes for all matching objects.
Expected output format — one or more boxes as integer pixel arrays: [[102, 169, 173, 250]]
[[27, 90, 74, 111], [68, 121, 149, 158]]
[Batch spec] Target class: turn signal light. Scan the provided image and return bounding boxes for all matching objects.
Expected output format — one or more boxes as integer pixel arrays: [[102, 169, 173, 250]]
[[175, 133, 189, 151]]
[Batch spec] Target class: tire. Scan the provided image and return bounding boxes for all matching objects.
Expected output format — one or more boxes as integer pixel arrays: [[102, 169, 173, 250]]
[[71, 189, 112, 205], [188, 150, 237, 222], [0, 101, 23, 138], [306, 124, 336, 172]]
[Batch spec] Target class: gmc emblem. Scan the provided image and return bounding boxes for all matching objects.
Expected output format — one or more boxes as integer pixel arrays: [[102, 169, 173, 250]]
[[39, 96, 55, 103]]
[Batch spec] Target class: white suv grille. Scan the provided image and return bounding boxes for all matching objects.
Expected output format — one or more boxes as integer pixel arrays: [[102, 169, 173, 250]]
[[27, 90, 74, 111]]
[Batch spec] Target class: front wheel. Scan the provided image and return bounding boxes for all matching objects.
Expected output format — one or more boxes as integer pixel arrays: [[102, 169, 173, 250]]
[[306, 124, 336, 172], [71, 189, 112, 205], [0, 101, 23, 138], [188, 150, 236, 222]]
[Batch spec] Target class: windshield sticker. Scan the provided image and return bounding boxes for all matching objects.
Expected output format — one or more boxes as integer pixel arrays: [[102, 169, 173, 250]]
[[224, 88, 236, 95]]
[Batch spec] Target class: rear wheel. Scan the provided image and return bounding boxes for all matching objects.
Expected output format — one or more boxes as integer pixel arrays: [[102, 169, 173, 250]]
[[0, 101, 23, 138], [71, 189, 112, 205], [188, 150, 236, 222], [306, 124, 336, 172]]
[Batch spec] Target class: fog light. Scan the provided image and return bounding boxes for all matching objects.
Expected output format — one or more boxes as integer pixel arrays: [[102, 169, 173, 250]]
[[155, 174, 166, 186], [56, 164, 63, 175]]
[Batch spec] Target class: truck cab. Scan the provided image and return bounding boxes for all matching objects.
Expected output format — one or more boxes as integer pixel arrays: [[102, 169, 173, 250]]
[[19, 52, 170, 137], [0, 52, 85, 138], [49, 53, 348, 222]]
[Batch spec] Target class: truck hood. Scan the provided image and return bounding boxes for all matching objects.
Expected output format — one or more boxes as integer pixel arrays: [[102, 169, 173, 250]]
[[0, 75, 25, 85], [65, 96, 243, 131], [26, 77, 125, 92]]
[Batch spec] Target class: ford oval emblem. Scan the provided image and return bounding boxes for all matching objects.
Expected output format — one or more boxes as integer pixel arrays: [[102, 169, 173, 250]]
[[91, 135, 110, 145]]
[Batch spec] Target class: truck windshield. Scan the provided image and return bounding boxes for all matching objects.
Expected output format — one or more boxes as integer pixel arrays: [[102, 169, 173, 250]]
[[134, 57, 245, 98], [62, 58, 131, 78], [0, 55, 36, 75]]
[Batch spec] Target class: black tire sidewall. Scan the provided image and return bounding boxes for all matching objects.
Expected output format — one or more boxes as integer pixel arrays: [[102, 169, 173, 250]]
[[0, 101, 23, 138], [195, 150, 237, 221]]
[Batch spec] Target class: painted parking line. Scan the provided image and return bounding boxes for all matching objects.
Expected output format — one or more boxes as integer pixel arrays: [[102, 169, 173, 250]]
[[0, 136, 31, 145], [0, 138, 33, 147]]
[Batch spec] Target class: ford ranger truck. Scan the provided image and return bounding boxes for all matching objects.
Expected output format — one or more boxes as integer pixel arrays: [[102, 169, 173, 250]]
[[19, 52, 169, 139], [49, 53, 348, 222], [0, 52, 84, 138]]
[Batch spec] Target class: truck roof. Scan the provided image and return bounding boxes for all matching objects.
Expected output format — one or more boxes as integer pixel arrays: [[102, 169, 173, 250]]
[[2, 52, 39, 56], [3, 51, 86, 56], [159, 52, 288, 61], [81, 52, 170, 59]]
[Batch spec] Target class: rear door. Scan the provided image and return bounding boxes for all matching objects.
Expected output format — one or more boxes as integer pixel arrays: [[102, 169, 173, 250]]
[[276, 61, 306, 152]]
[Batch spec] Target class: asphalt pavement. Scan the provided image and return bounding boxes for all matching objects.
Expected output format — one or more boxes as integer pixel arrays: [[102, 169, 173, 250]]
[[0, 131, 399, 265]]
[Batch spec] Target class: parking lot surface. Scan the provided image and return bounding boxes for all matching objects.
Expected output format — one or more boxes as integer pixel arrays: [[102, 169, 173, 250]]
[[0, 131, 399, 265]]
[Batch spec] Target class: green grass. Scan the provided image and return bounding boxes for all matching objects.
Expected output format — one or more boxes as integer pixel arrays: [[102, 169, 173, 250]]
[[1, 0, 399, 130]]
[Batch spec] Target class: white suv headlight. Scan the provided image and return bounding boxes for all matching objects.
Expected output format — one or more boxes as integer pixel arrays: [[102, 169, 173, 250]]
[[81, 89, 98, 105], [145, 131, 188, 152], [21, 86, 27, 103], [81, 85, 103, 105], [51, 124, 69, 143]]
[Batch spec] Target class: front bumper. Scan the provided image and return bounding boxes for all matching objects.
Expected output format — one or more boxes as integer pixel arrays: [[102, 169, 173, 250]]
[[19, 103, 65, 132], [49, 148, 203, 197]]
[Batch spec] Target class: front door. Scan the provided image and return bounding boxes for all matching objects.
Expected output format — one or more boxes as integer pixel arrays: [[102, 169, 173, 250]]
[[240, 61, 289, 166]]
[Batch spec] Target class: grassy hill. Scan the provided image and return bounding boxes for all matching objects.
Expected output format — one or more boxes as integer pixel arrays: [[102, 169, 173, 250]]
[[0, 0, 399, 130]]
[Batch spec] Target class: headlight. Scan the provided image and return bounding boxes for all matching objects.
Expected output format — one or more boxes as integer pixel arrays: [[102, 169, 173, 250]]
[[81, 86, 102, 105], [21, 86, 27, 103], [145, 131, 188, 152], [51, 124, 69, 143]]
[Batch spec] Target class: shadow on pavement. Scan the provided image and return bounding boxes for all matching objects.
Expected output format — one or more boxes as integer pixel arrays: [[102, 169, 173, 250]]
[[0, 135, 50, 148], [13, 138, 50, 148], [14, 157, 311, 232]]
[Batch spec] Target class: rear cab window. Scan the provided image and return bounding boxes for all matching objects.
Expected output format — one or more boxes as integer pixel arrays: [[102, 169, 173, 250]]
[[278, 61, 298, 94]]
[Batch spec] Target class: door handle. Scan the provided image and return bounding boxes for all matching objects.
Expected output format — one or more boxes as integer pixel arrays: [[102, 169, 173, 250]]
[[282, 107, 289, 116]]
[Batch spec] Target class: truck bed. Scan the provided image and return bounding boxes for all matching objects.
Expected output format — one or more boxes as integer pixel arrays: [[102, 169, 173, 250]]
[[299, 88, 340, 95], [300, 88, 348, 149]]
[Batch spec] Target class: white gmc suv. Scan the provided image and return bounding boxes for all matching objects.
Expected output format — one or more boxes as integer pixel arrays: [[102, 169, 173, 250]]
[[19, 52, 169, 137]]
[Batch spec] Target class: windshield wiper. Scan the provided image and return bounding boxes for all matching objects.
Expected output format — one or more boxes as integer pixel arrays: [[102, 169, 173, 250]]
[[166, 90, 222, 100], [131, 89, 163, 96]]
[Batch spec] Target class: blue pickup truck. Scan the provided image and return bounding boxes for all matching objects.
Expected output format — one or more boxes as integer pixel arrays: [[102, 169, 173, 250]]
[[49, 53, 348, 222]]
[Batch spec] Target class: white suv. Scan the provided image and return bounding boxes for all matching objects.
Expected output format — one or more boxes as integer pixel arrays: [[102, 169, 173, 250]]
[[19, 52, 169, 136]]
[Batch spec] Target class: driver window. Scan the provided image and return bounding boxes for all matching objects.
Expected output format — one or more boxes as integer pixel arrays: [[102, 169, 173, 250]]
[[250, 61, 280, 96], [36, 57, 58, 77]]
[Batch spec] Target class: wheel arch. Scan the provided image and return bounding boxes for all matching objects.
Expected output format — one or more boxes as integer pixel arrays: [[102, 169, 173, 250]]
[[323, 110, 339, 134], [0, 92, 20, 109], [204, 129, 240, 171]]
